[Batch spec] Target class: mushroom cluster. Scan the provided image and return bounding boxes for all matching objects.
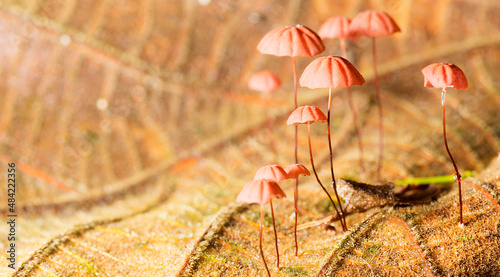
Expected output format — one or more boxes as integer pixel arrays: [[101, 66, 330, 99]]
[[237, 9, 469, 275]]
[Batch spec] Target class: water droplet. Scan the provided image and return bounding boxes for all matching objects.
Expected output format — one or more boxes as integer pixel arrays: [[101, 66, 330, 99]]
[[59, 34, 71, 46], [96, 98, 108, 110]]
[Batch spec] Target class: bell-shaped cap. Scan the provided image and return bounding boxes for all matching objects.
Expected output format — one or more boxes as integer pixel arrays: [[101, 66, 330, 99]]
[[236, 179, 286, 205], [287, 105, 327, 125], [257, 25, 325, 57], [284, 164, 311, 179], [318, 16, 358, 40], [421, 63, 468, 90], [300, 56, 365, 89], [349, 10, 400, 38], [248, 71, 281, 93], [254, 164, 290, 182]]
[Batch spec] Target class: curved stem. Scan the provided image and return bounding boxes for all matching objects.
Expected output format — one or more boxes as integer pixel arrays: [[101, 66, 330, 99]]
[[293, 178, 299, 256], [259, 204, 271, 277], [307, 124, 343, 231], [270, 199, 280, 269], [327, 88, 348, 231], [441, 90, 463, 225], [372, 37, 383, 182]]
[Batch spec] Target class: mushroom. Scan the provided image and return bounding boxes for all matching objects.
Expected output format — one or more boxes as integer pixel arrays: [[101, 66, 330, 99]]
[[284, 163, 310, 256], [421, 63, 468, 225], [318, 17, 366, 173], [300, 56, 365, 230], [257, 25, 325, 169], [237, 179, 286, 276], [253, 164, 289, 268], [349, 10, 400, 181], [287, 105, 346, 231]]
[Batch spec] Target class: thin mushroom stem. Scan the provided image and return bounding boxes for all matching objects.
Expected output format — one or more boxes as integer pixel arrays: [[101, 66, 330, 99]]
[[307, 123, 344, 231], [292, 56, 300, 256], [441, 89, 463, 225], [292, 187, 299, 256], [259, 203, 271, 277], [340, 38, 365, 174], [372, 37, 384, 182], [270, 199, 280, 269], [327, 88, 348, 231]]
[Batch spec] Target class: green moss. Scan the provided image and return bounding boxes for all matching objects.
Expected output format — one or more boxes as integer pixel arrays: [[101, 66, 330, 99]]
[[363, 244, 381, 259], [280, 266, 308, 276]]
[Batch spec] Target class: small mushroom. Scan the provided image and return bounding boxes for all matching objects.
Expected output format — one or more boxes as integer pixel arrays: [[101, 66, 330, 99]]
[[254, 164, 289, 182], [253, 164, 289, 268], [318, 17, 366, 173], [300, 56, 365, 230], [284, 163, 310, 256], [421, 62, 468, 225], [237, 179, 286, 275], [349, 10, 400, 181], [287, 105, 346, 232]]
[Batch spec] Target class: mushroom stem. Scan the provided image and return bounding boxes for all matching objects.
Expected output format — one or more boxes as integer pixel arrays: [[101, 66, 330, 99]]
[[293, 178, 299, 257], [339, 38, 365, 174], [270, 199, 280, 269], [372, 37, 384, 182], [327, 88, 348, 231], [307, 123, 344, 231], [441, 89, 463, 225], [292, 56, 301, 256], [259, 203, 271, 277]]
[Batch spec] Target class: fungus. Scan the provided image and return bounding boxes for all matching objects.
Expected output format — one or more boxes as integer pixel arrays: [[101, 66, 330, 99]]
[[253, 164, 289, 268], [284, 163, 310, 255], [318, 16, 366, 173], [237, 179, 286, 275], [349, 10, 400, 181], [257, 24, 325, 169], [287, 105, 346, 231], [300, 56, 365, 230], [421, 63, 468, 225], [254, 164, 289, 183]]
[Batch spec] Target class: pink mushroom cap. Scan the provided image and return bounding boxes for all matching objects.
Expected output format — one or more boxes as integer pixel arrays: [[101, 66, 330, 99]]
[[257, 25, 325, 57]]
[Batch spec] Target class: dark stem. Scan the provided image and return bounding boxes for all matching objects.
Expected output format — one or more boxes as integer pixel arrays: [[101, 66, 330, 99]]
[[307, 124, 343, 230], [293, 178, 299, 257], [259, 204, 271, 277], [372, 37, 383, 182], [327, 88, 348, 232], [441, 90, 463, 225], [270, 199, 280, 269]]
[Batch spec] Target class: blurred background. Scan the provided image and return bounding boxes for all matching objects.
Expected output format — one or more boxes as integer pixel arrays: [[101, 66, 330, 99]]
[[0, 0, 499, 275]]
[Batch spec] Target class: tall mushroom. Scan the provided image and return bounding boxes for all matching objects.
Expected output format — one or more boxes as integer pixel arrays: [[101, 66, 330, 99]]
[[253, 164, 289, 268], [237, 179, 286, 276], [349, 10, 400, 181], [300, 56, 365, 230], [287, 105, 346, 231], [318, 17, 365, 173], [421, 63, 468, 225], [257, 25, 324, 255], [284, 163, 310, 256]]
